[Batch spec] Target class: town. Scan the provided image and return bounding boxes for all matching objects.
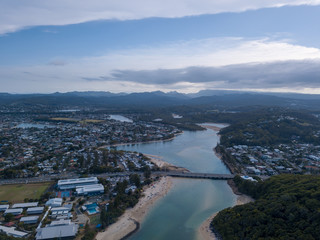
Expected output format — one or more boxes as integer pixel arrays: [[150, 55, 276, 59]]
[[0, 112, 180, 178]]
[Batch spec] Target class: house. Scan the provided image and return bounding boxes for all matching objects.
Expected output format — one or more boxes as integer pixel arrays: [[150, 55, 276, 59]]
[[241, 175, 257, 182]]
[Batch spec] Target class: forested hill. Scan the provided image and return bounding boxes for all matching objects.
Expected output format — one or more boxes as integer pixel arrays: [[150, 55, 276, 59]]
[[211, 175, 320, 240]]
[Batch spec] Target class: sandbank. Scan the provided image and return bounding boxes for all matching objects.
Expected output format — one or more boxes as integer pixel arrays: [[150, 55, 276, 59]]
[[144, 153, 189, 173], [95, 176, 172, 240], [199, 123, 229, 132]]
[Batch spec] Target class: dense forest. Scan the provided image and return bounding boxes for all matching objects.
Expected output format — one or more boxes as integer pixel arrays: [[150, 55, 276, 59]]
[[212, 175, 320, 240]]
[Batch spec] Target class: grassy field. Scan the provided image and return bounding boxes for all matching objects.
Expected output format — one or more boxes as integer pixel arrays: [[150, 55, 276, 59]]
[[50, 117, 78, 122], [49, 118, 104, 124], [0, 182, 52, 203]]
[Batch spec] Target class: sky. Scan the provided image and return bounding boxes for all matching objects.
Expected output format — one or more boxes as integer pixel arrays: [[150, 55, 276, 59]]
[[1, 0, 320, 94]]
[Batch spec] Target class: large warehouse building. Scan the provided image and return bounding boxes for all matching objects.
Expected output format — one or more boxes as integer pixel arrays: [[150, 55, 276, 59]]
[[57, 177, 98, 190]]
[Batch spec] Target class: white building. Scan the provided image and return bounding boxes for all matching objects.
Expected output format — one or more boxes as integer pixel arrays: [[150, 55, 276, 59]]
[[12, 202, 38, 208], [45, 198, 62, 207], [57, 177, 98, 190], [0, 205, 9, 212], [75, 184, 104, 195], [4, 208, 23, 216], [241, 175, 257, 182], [0, 225, 28, 238], [36, 220, 78, 240], [51, 204, 73, 219], [20, 216, 39, 224], [27, 207, 44, 215]]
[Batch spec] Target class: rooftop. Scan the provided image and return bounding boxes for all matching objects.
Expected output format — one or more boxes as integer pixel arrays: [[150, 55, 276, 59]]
[[57, 177, 98, 186], [12, 202, 38, 208], [20, 216, 39, 221], [0, 225, 28, 238], [36, 222, 78, 240]]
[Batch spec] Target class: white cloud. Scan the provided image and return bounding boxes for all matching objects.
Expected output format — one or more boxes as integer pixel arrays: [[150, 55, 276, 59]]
[[1, 37, 320, 93], [0, 0, 320, 34]]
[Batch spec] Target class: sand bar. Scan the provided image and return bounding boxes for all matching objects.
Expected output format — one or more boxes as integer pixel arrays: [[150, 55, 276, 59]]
[[144, 154, 189, 173], [95, 176, 172, 240], [199, 123, 229, 132]]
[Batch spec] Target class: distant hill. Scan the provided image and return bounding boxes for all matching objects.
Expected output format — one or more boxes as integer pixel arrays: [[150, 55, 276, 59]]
[[0, 90, 319, 110]]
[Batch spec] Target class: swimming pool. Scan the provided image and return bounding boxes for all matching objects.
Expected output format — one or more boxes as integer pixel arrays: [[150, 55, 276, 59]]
[[85, 203, 99, 215]]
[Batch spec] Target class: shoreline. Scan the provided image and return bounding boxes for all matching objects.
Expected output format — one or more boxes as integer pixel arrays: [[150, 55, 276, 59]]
[[95, 176, 173, 240], [198, 193, 254, 240]]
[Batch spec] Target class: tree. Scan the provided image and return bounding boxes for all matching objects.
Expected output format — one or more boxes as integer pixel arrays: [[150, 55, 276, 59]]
[[4, 213, 14, 222], [143, 166, 151, 179], [129, 174, 141, 188]]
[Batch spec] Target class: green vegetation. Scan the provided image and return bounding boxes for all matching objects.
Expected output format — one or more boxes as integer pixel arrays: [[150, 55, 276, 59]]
[[100, 179, 142, 227], [212, 175, 320, 240], [0, 182, 51, 203], [81, 223, 96, 240], [219, 109, 320, 147], [0, 233, 20, 240]]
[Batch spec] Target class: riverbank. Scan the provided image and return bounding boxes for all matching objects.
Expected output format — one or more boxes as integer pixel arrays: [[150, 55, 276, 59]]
[[198, 193, 254, 240], [99, 133, 182, 150], [95, 176, 173, 240], [144, 154, 189, 173]]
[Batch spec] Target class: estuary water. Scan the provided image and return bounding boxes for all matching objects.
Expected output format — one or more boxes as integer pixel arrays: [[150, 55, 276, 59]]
[[116, 127, 237, 240], [108, 114, 133, 122], [117, 129, 229, 174]]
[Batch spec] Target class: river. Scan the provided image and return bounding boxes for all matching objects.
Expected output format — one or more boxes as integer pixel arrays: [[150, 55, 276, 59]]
[[115, 127, 237, 240]]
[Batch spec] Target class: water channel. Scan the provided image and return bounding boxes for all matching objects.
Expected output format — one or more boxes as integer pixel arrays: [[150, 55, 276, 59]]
[[116, 127, 237, 240]]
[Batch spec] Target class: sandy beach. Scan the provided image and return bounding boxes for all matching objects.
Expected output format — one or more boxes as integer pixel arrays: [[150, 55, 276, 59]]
[[197, 194, 254, 240], [144, 153, 189, 173], [199, 123, 229, 132], [95, 176, 172, 240]]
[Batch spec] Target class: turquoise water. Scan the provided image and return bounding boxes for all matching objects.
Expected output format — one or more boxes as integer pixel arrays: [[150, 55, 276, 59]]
[[116, 127, 236, 240], [16, 123, 56, 129], [86, 203, 99, 214], [86, 203, 98, 209], [130, 179, 235, 240]]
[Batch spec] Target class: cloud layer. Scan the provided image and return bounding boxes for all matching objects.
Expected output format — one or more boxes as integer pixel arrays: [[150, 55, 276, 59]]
[[1, 0, 320, 34], [1, 37, 320, 93], [104, 60, 320, 89]]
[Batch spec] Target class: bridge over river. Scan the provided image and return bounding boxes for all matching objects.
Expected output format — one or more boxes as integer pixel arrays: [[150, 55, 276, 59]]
[[155, 171, 234, 180], [0, 171, 234, 185]]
